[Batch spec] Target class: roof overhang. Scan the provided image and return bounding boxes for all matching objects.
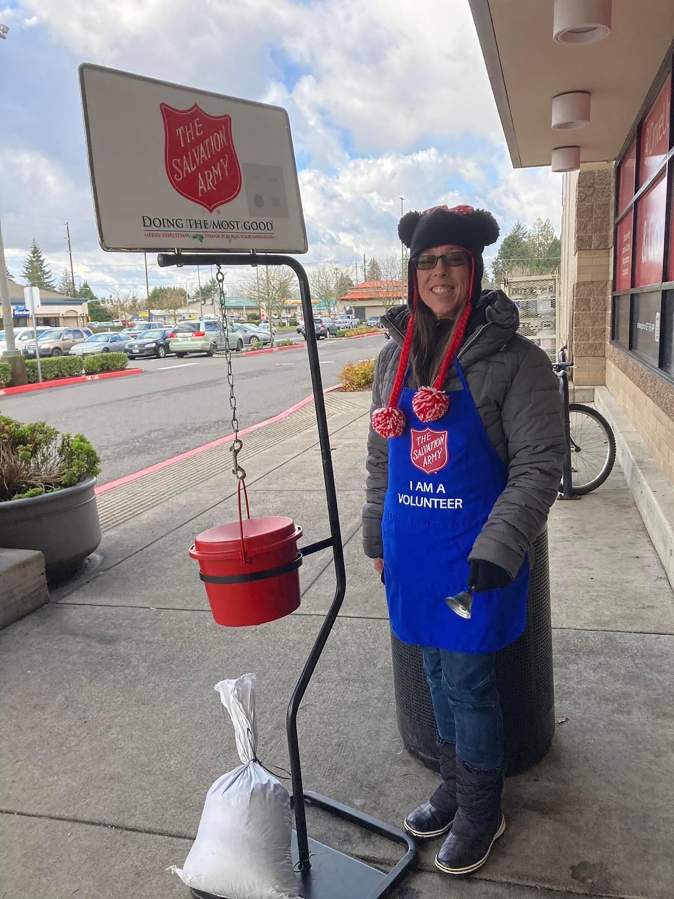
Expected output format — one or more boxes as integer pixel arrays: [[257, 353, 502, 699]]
[[469, 0, 674, 167]]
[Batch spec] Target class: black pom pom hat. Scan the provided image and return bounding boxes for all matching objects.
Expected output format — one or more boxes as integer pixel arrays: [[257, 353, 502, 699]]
[[372, 205, 500, 439]]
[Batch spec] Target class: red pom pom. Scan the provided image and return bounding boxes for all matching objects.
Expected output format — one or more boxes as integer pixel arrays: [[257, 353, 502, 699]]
[[412, 387, 450, 423], [372, 406, 406, 438]]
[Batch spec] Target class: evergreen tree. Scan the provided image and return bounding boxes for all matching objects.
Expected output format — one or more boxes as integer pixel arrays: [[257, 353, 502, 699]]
[[365, 258, 382, 281], [58, 269, 76, 296], [22, 239, 56, 290], [5, 267, 13, 282], [490, 222, 531, 286], [78, 281, 96, 301], [526, 219, 561, 274], [334, 270, 354, 300], [87, 300, 112, 322]]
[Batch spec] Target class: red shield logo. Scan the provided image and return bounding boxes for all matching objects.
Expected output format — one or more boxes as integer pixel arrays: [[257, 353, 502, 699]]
[[410, 429, 449, 474], [160, 103, 242, 213]]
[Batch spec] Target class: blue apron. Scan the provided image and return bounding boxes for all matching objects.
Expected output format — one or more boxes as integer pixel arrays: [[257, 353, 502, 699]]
[[382, 362, 529, 654]]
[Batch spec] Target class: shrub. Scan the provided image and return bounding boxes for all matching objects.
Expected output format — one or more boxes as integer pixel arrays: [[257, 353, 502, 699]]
[[336, 329, 347, 338], [0, 362, 11, 388], [338, 359, 376, 392], [24, 356, 84, 384], [347, 325, 381, 337], [83, 352, 128, 374], [276, 339, 294, 347], [0, 415, 100, 501]]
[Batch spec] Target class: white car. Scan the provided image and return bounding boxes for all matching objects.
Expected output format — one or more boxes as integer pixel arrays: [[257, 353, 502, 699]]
[[0, 326, 51, 353]]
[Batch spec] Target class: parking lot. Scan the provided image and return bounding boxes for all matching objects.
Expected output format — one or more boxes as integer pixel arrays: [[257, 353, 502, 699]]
[[3, 332, 385, 484]]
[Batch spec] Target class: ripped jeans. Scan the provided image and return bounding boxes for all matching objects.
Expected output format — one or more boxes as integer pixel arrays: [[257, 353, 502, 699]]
[[421, 647, 503, 771]]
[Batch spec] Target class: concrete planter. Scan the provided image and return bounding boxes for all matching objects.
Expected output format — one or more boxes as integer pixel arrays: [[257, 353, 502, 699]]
[[0, 477, 101, 581]]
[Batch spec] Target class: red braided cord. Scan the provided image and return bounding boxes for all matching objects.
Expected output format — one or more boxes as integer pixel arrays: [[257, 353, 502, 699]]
[[432, 257, 475, 390], [387, 310, 415, 410]]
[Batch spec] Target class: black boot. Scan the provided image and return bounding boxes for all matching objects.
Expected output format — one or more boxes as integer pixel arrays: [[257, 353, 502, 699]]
[[435, 760, 505, 876], [404, 741, 457, 840]]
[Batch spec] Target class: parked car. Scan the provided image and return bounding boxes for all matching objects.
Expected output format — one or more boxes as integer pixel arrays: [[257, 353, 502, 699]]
[[125, 328, 173, 359], [0, 326, 51, 354], [334, 315, 360, 330], [23, 327, 92, 358], [168, 319, 231, 357], [68, 332, 131, 356], [232, 323, 272, 347], [298, 316, 338, 340], [367, 316, 381, 328]]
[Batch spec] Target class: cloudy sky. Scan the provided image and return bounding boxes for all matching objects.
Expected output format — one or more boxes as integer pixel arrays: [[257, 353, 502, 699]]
[[0, 0, 562, 299]]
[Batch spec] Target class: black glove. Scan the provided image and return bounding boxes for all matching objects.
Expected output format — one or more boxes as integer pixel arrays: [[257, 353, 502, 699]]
[[468, 559, 513, 593]]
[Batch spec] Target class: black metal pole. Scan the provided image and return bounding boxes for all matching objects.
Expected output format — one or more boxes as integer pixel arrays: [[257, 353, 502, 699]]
[[157, 252, 346, 873], [559, 369, 574, 498]]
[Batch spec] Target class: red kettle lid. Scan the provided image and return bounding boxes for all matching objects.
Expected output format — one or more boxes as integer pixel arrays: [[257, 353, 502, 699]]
[[193, 516, 300, 556]]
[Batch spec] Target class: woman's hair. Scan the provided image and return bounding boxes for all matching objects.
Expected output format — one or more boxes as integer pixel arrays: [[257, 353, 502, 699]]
[[410, 282, 470, 388]]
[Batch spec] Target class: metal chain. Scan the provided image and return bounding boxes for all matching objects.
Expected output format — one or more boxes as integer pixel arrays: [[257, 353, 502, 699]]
[[216, 266, 246, 481]]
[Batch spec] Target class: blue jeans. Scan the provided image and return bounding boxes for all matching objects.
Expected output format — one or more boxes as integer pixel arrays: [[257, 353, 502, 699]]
[[421, 647, 503, 771]]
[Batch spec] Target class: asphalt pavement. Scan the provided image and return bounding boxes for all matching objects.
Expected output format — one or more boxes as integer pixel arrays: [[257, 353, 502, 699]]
[[0, 333, 385, 484]]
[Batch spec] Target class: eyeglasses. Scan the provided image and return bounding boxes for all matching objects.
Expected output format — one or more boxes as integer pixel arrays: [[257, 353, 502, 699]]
[[413, 251, 470, 270]]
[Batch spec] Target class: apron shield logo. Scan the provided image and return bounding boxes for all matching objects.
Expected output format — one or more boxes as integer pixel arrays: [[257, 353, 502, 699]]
[[161, 103, 242, 213], [410, 428, 449, 474]]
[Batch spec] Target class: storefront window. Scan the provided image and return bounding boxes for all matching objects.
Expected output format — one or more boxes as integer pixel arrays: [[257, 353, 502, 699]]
[[612, 295, 630, 349], [663, 291, 674, 375], [618, 140, 636, 214], [639, 76, 671, 189], [613, 66, 672, 381], [635, 174, 667, 288], [615, 209, 633, 291], [631, 292, 662, 366]]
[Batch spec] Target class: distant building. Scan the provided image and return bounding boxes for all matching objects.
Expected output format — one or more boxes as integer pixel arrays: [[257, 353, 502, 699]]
[[339, 280, 405, 321], [6, 279, 89, 327], [504, 272, 557, 361]]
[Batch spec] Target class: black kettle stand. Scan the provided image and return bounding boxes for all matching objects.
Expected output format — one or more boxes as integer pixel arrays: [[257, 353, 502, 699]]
[[158, 251, 416, 899]]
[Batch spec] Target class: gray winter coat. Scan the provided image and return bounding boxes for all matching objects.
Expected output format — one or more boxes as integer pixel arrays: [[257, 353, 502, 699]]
[[363, 291, 565, 578]]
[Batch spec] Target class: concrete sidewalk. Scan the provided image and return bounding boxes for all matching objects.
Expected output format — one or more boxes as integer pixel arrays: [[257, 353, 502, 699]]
[[1, 390, 673, 899]]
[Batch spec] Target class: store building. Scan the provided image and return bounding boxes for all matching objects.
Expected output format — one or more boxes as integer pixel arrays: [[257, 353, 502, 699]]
[[469, 0, 674, 584], [7, 279, 89, 327], [339, 280, 405, 321]]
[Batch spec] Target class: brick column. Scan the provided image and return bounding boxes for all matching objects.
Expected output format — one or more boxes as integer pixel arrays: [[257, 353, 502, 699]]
[[570, 164, 613, 386]]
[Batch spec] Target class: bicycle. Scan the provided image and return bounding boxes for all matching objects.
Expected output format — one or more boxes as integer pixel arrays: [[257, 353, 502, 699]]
[[553, 346, 616, 497]]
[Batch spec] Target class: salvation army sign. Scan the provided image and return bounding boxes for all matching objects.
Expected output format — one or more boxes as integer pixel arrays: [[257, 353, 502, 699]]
[[160, 104, 242, 212], [79, 64, 308, 253]]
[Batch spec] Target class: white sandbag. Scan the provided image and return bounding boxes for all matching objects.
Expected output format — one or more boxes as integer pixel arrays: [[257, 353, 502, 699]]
[[171, 673, 300, 899]]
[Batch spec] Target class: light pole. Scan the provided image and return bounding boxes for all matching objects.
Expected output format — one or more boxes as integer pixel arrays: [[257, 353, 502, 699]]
[[0, 24, 27, 385], [400, 196, 406, 305]]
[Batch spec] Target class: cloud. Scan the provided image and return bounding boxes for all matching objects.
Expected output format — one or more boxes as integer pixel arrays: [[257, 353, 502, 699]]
[[2, 0, 563, 298]]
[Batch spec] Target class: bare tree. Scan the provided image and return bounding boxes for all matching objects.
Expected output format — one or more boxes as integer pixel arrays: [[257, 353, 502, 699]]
[[162, 288, 188, 323], [309, 263, 340, 316], [244, 266, 298, 346], [379, 253, 406, 305], [108, 289, 142, 323]]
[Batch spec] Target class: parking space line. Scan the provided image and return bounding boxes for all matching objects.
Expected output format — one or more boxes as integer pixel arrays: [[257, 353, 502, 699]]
[[156, 363, 200, 371]]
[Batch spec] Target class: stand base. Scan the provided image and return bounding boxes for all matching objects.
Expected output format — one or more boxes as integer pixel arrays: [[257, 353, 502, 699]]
[[190, 791, 416, 899]]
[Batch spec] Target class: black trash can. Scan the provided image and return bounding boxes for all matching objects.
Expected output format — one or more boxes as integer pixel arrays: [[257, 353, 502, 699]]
[[390, 528, 554, 776]]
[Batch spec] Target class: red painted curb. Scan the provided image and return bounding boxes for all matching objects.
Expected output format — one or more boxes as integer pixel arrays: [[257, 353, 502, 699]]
[[95, 384, 342, 495], [0, 367, 143, 396], [242, 332, 381, 356], [243, 342, 303, 357]]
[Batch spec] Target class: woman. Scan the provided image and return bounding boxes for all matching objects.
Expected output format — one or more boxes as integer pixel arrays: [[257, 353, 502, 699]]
[[363, 205, 565, 877]]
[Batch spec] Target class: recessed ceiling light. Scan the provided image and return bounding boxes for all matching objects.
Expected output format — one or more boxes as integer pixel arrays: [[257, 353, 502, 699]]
[[554, 0, 612, 44]]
